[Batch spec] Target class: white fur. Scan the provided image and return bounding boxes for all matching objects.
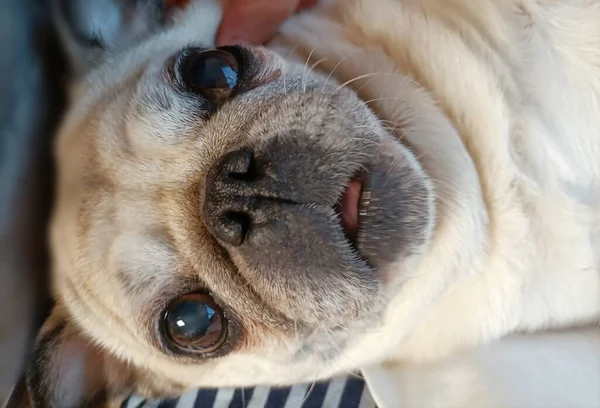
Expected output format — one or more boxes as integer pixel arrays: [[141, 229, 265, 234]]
[[275, 0, 600, 406], [51, 0, 600, 405]]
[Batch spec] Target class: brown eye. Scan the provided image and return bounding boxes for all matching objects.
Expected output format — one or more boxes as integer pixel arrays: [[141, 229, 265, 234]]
[[180, 48, 240, 104], [163, 293, 227, 353]]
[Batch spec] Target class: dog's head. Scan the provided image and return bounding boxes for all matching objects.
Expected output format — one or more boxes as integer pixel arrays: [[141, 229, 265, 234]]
[[27, 2, 441, 406]]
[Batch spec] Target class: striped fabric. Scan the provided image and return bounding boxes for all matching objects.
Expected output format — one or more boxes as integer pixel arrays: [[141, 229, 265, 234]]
[[124, 375, 378, 408]]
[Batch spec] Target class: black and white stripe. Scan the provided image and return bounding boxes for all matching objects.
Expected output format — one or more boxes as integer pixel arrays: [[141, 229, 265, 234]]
[[124, 376, 378, 408]]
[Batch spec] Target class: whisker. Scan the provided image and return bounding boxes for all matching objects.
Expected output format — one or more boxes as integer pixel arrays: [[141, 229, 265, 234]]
[[351, 124, 386, 133], [309, 57, 328, 73], [379, 118, 402, 127], [285, 44, 302, 61], [363, 96, 405, 105], [332, 71, 427, 96], [403, 74, 426, 89], [282, 45, 302, 96], [298, 377, 318, 408], [414, 151, 427, 161], [332, 73, 383, 95], [323, 326, 354, 363], [325, 55, 351, 83], [377, 122, 397, 134], [302, 57, 328, 92], [302, 48, 317, 93], [353, 77, 377, 94]]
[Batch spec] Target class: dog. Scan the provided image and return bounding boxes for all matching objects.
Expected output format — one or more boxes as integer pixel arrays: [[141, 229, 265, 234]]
[[25, 0, 600, 406]]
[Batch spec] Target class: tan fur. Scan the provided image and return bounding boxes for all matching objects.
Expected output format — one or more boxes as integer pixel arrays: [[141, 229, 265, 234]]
[[30, 0, 600, 407]]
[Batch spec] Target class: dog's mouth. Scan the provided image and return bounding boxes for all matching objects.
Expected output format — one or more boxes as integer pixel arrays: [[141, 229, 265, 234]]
[[335, 175, 368, 253]]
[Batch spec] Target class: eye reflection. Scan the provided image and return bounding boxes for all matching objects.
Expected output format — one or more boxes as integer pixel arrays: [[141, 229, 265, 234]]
[[180, 48, 241, 104], [163, 293, 227, 353]]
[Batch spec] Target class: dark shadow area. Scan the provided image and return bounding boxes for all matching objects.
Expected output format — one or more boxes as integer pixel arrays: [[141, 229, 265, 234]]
[[0, 0, 66, 405]]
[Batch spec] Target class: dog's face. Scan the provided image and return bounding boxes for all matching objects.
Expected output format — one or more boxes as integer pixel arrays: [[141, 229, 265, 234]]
[[28, 2, 436, 406]]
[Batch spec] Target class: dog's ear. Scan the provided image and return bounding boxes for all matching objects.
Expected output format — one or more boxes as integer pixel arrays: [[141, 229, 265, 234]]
[[25, 305, 133, 408]]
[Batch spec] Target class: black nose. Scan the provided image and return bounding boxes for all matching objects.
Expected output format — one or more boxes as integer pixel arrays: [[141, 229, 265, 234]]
[[203, 148, 259, 246]]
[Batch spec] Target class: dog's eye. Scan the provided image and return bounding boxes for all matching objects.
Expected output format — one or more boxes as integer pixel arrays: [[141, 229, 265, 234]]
[[163, 293, 227, 353], [180, 49, 240, 104]]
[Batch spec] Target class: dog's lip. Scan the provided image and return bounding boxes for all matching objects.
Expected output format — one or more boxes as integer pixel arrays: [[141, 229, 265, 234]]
[[337, 179, 362, 242], [335, 172, 370, 249]]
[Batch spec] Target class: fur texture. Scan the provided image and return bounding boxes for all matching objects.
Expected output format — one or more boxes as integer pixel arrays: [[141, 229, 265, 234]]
[[26, 0, 600, 407]]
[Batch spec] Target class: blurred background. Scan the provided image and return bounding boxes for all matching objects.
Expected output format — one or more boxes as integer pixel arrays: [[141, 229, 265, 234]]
[[0, 0, 65, 404]]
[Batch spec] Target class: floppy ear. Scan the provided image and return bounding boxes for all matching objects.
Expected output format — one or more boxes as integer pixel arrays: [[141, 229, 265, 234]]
[[25, 305, 134, 408]]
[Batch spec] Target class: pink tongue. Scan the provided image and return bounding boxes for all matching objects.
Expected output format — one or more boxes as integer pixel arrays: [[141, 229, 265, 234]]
[[339, 179, 361, 238]]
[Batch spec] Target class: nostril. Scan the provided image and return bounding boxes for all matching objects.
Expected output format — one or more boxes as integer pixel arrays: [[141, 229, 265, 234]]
[[217, 211, 252, 246], [222, 148, 252, 175], [204, 147, 263, 245], [222, 148, 261, 182]]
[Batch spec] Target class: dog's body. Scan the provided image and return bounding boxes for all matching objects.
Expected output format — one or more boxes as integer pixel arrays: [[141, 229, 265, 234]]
[[27, 0, 600, 407]]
